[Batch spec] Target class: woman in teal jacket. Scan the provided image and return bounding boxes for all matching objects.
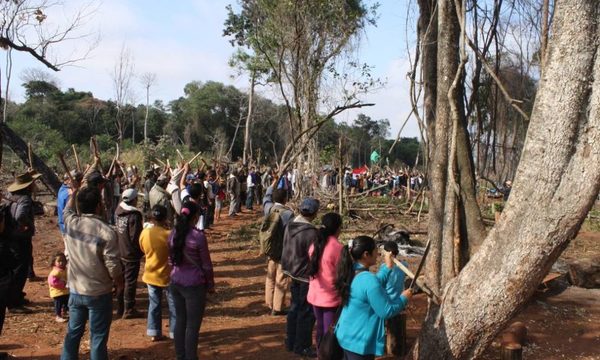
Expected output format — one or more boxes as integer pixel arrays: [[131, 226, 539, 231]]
[[334, 236, 412, 360]]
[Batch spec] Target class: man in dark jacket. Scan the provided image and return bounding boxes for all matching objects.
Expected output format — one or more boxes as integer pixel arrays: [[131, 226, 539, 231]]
[[280, 197, 320, 358], [5, 172, 39, 312], [115, 188, 143, 318]]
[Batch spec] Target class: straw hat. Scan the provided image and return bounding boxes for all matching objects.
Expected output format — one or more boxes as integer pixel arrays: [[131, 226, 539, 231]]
[[7, 172, 37, 193]]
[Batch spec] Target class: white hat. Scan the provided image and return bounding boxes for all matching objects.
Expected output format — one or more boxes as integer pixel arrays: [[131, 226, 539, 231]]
[[122, 188, 138, 202]]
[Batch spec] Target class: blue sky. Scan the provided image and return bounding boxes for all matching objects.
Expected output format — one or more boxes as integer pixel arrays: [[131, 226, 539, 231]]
[[5, 0, 420, 139]]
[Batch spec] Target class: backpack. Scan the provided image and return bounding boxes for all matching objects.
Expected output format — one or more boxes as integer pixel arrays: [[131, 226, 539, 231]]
[[259, 205, 286, 261], [0, 200, 17, 237]]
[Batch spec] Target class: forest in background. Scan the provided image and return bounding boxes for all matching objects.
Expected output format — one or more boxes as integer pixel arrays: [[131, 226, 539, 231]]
[[1, 77, 420, 171]]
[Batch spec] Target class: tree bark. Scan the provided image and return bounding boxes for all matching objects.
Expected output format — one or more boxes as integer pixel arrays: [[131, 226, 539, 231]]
[[426, 0, 458, 294], [1, 123, 61, 196], [412, 2, 600, 358], [243, 71, 255, 164]]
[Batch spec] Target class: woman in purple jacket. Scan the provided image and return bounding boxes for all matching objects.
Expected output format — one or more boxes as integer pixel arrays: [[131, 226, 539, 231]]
[[169, 201, 215, 360]]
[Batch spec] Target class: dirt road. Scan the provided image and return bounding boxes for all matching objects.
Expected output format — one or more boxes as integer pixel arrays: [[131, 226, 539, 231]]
[[0, 209, 598, 359]]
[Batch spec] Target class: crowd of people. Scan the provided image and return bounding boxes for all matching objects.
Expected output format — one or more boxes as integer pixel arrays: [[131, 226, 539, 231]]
[[0, 154, 414, 360]]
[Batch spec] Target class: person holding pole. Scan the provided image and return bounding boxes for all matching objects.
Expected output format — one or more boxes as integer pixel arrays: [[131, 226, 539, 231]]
[[334, 236, 412, 360]]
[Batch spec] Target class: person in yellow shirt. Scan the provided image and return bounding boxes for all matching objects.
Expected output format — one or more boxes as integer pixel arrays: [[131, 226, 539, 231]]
[[139, 205, 175, 341], [47, 252, 69, 323]]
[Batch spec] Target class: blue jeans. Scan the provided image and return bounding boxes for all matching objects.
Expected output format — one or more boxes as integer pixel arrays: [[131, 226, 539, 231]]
[[170, 283, 207, 360], [246, 188, 254, 209], [286, 280, 315, 353], [61, 292, 112, 360], [147, 284, 176, 338]]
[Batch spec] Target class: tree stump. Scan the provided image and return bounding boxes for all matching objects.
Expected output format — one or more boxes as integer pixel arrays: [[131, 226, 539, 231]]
[[385, 312, 407, 357], [501, 343, 522, 360], [567, 257, 600, 289]]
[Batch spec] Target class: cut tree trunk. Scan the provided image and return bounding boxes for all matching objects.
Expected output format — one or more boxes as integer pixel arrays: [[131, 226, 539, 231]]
[[1, 123, 61, 196], [412, 2, 600, 358]]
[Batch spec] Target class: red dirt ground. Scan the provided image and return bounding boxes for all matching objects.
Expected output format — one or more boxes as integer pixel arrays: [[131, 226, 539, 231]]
[[0, 209, 599, 359]]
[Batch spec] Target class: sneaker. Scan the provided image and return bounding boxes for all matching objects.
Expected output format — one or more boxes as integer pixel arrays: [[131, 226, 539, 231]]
[[55, 316, 68, 323], [151, 335, 164, 342], [296, 347, 317, 358], [271, 309, 288, 316]]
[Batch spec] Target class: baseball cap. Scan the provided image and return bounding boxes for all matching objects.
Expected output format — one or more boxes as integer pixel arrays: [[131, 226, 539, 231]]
[[122, 188, 138, 202], [299, 197, 320, 216]]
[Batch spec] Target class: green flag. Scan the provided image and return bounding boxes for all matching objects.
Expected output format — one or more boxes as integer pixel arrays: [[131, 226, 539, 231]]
[[370, 150, 380, 163]]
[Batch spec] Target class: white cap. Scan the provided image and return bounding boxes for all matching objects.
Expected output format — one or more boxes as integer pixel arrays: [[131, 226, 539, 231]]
[[122, 188, 138, 202]]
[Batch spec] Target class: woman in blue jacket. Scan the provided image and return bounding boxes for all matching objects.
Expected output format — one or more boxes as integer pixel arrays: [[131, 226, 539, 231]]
[[334, 236, 412, 360]]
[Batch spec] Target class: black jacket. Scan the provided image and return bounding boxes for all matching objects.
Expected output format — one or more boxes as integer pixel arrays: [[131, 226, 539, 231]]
[[115, 203, 143, 262], [281, 217, 319, 282]]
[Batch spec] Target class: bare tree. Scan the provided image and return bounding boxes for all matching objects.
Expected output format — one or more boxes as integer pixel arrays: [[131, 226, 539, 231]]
[[112, 43, 135, 144], [0, 0, 97, 190], [139, 72, 156, 143], [20, 67, 60, 86]]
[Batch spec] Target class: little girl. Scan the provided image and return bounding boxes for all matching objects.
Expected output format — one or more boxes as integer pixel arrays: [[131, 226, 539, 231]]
[[48, 252, 69, 323]]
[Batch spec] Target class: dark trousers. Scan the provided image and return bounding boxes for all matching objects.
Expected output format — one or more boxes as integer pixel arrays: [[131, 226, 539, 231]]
[[0, 287, 7, 335], [116, 260, 140, 314], [54, 294, 70, 316], [343, 349, 374, 360], [206, 202, 215, 227], [170, 283, 207, 360], [8, 238, 32, 307], [286, 279, 315, 353]]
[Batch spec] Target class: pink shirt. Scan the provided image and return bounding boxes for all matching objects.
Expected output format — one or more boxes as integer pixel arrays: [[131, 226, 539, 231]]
[[307, 235, 343, 307]]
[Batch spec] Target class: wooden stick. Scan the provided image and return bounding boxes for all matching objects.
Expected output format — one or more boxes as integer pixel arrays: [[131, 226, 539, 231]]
[[155, 158, 166, 167], [392, 258, 440, 305], [393, 258, 415, 278], [27, 143, 34, 169], [91, 137, 100, 156], [176, 149, 185, 160], [187, 151, 202, 165], [57, 153, 74, 185], [72, 144, 81, 171], [105, 157, 116, 178]]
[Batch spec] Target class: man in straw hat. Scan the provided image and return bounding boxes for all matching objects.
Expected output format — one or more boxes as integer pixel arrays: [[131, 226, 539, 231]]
[[5, 171, 40, 313]]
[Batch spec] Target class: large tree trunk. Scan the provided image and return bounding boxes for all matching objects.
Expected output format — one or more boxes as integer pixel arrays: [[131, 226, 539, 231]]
[[1, 123, 61, 196], [426, 0, 459, 294], [412, 2, 600, 358]]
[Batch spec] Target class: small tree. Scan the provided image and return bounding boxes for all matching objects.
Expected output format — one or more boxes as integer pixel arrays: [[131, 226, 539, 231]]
[[139, 72, 157, 143], [112, 44, 135, 144]]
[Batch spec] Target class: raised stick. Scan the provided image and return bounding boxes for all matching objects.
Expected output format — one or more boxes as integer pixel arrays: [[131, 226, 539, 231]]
[[187, 151, 202, 165], [57, 152, 74, 185], [176, 149, 185, 160], [27, 143, 34, 169], [72, 144, 81, 171]]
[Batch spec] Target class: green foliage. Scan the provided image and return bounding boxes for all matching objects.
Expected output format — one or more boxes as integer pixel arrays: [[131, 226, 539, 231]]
[[8, 117, 68, 167], [8, 79, 419, 171], [319, 144, 337, 164]]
